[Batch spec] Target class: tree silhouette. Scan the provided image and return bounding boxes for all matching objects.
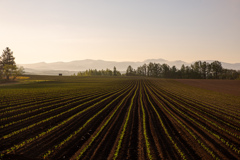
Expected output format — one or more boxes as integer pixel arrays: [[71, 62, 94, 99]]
[[113, 66, 117, 76], [1, 47, 16, 80], [125, 60, 239, 79]]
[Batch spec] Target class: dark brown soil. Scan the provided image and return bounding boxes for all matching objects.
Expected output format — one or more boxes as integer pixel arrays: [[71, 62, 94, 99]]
[[1, 78, 240, 160], [176, 79, 240, 96]]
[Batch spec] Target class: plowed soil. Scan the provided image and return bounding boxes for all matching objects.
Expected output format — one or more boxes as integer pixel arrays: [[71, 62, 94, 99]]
[[176, 79, 240, 96], [0, 77, 239, 160]]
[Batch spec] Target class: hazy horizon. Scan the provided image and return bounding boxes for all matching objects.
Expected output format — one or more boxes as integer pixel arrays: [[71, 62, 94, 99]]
[[18, 58, 240, 65], [1, 0, 240, 64]]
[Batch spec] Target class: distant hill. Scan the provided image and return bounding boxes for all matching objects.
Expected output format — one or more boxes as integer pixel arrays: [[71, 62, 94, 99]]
[[19, 59, 240, 75]]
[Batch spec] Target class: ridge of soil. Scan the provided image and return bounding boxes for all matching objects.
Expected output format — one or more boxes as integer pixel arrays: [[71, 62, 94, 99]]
[[175, 79, 240, 96]]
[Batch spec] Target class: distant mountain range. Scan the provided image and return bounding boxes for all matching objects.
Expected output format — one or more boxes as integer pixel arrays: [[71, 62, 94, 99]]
[[19, 59, 240, 75]]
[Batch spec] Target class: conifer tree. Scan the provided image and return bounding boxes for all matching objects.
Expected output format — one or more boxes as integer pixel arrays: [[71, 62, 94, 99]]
[[1, 47, 17, 80]]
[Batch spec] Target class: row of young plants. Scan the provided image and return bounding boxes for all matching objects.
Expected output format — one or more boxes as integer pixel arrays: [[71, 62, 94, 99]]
[[139, 84, 153, 160], [0, 89, 116, 129], [143, 83, 187, 160], [147, 80, 240, 158], [153, 80, 240, 123], [158, 86, 240, 127], [0, 84, 121, 113], [160, 92, 240, 155], [0, 77, 121, 108], [0, 89, 97, 113], [145, 81, 220, 160], [158, 85, 240, 136], [0, 91, 48, 107], [153, 79, 240, 115], [44, 82, 137, 159], [0, 86, 122, 124], [72, 81, 157, 160], [1, 78, 238, 159], [112, 83, 139, 160], [1, 83, 132, 141], [73, 82, 138, 160], [150, 80, 240, 138], [0, 89, 77, 108], [0, 82, 133, 158]]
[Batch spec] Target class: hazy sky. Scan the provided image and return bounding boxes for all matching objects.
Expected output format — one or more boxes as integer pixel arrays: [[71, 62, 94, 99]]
[[0, 0, 240, 64]]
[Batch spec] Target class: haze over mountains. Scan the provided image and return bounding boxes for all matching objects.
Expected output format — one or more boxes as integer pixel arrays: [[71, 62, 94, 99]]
[[20, 59, 240, 75]]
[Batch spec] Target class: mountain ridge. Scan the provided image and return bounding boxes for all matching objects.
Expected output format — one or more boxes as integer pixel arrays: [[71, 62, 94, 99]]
[[19, 59, 240, 75]]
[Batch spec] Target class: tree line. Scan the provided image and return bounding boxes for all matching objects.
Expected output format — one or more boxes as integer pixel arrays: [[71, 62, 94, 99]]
[[73, 66, 121, 76], [126, 61, 240, 79], [0, 47, 24, 81]]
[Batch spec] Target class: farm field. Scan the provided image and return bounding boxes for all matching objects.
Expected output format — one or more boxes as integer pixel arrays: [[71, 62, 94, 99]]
[[0, 76, 240, 160], [176, 79, 240, 96]]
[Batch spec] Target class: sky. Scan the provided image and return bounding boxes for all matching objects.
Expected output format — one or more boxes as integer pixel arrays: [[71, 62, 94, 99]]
[[0, 0, 240, 64]]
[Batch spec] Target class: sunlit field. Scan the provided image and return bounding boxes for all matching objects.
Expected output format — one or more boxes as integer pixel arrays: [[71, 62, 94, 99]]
[[0, 76, 240, 160]]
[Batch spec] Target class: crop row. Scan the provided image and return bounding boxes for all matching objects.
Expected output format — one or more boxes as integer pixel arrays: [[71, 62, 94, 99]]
[[1, 77, 239, 160], [146, 80, 240, 159], [0, 80, 134, 156], [71, 83, 138, 160], [149, 80, 240, 138], [0, 86, 128, 129]]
